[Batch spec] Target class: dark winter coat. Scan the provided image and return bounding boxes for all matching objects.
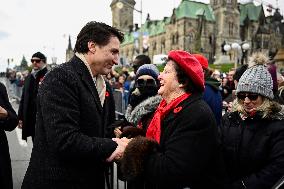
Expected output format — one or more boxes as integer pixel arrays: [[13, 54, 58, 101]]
[[220, 104, 284, 189], [203, 77, 222, 126], [0, 82, 18, 189], [18, 67, 48, 140], [121, 93, 227, 189], [21, 56, 117, 189]]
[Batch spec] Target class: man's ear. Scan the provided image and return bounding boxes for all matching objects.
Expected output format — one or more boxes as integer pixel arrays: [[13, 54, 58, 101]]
[[88, 41, 96, 54]]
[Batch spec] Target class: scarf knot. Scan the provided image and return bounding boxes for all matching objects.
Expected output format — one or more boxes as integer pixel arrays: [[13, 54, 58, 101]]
[[146, 93, 191, 143]]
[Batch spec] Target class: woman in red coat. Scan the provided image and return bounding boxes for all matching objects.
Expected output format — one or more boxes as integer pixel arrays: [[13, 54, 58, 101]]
[[119, 50, 227, 189]]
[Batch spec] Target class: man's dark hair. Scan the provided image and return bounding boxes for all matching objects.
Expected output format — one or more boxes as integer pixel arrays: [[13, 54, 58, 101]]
[[134, 55, 151, 65], [172, 60, 201, 93], [133, 54, 151, 74], [74, 21, 124, 53]]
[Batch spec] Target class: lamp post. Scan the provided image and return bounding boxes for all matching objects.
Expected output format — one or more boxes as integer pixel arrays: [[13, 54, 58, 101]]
[[231, 43, 241, 70], [224, 42, 249, 70], [7, 58, 13, 69], [241, 42, 250, 65]]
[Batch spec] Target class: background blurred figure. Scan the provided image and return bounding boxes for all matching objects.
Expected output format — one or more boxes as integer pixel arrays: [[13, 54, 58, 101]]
[[18, 52, 48, 142], [128, 55, 151, 100], [0, 82, 18, 189], [193, 54, 222, 126], [267, 60, 278, 96], [221, 69, 235, 102], [212, 69, 221, 81], [223, 64, 248, 112], [113, 74, 126, 92], [132, 55, 151, 74], [125, 64, 161, 128], [220, 52, 284, 189], [276, 72, 284, 104]]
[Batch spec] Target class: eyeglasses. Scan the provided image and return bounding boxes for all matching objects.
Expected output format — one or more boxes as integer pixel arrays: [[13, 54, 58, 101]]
[[31, 59, 41, 63], [136, 78, 157, 88], [237, 93, 259, 101]]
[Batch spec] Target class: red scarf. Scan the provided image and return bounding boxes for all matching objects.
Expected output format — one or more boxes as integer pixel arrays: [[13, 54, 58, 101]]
[[146, 93, 191, 143]]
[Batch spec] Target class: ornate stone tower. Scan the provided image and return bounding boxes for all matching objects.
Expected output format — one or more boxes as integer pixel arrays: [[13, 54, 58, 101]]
[[66, 35, 74, 62], [210, 0, 240, 57], [110, 0, 136, 32]]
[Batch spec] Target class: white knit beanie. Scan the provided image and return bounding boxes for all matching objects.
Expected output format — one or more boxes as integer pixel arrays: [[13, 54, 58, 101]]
[[236, 52, 274, 99]]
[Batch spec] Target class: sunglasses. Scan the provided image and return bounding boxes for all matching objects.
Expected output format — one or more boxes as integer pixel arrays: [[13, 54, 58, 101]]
[[31, 59, 41, 63], [136, 78, 157, 88], [237, 93, 259, 101]]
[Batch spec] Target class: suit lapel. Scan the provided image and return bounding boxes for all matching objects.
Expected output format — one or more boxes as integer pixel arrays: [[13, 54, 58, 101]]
[[71, 56, 103, 113]]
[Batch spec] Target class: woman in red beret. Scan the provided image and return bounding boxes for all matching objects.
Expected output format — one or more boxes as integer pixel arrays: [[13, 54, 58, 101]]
[[118, 50, 227, 189]]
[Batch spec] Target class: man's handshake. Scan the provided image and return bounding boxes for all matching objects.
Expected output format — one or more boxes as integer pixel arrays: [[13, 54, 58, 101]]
[[106, 137, 132, 162]]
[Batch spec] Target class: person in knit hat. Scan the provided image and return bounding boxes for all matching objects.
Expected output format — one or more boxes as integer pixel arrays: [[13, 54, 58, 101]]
[[128, 55, 152, 104], [118, 50, 227, 189], [220, 52, 284, 189], [193, 53, 222, 126], [114, 63, 162, 189]]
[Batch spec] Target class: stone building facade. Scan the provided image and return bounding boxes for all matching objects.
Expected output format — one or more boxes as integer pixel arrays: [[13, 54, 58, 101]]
[[110, 0, 284, 65]]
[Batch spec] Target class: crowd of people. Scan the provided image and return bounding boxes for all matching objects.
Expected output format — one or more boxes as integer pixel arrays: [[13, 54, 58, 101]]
[[0, 21, 284, 189]]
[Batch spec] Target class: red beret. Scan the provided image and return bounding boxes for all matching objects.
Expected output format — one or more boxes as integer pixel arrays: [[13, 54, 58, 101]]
[[168, 50, 205, 90], [192, 54, 208, 69]]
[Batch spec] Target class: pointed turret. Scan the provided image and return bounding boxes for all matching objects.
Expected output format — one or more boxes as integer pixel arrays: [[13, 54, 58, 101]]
[[66, 35, 74, 62]]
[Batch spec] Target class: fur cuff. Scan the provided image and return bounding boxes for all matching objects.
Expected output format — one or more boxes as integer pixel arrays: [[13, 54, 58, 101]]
[[118, 136, 158, 181], [120, 127, 146, 138]]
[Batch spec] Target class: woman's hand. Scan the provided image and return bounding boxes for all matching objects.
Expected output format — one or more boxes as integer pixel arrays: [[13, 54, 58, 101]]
[[114, 127, 122, 138]]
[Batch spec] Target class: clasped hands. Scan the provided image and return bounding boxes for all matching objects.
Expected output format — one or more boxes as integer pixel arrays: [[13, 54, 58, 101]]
[[106, 137, 131, 162]]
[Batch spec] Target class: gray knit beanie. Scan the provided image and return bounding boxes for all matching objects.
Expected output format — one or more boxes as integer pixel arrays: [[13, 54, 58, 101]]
[[236, 52, 274, 99]]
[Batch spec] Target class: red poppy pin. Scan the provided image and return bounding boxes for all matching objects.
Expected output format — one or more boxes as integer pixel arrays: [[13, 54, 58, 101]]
[[105, 91, 109, 97], [39, 77, 44, 85], [173, 106, 182, 113]]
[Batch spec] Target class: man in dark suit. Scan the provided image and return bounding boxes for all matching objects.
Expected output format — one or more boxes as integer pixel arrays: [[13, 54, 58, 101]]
[[0, 82, 18, 189], [18, 51, 48, 141], [22, 21, 129, 189]]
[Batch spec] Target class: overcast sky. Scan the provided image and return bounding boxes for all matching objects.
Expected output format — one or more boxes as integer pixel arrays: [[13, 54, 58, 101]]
[[0, 0, 283, 71]]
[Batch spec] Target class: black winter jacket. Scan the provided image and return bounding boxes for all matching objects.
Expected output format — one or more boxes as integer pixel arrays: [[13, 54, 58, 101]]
[[22, 56, 117, 189], [0, 82, 18, 189], [18, 67, 48, 140], [220, 107, 284, 189], [122, 93, 227, 189]]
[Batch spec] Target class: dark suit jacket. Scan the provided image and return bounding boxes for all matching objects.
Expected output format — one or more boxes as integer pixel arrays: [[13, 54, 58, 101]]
[[18, 67, 48, 140], [0, 82, 18, 189], [22, 56, 117, 189]]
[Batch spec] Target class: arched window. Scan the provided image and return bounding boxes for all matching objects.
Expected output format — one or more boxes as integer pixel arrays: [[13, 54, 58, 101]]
[[229, 22, 234, 36], [161, 41, 165, 54], [172, 34, 175, 44], [189, 33, 193, 43], [176, 33, 179, 44]]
